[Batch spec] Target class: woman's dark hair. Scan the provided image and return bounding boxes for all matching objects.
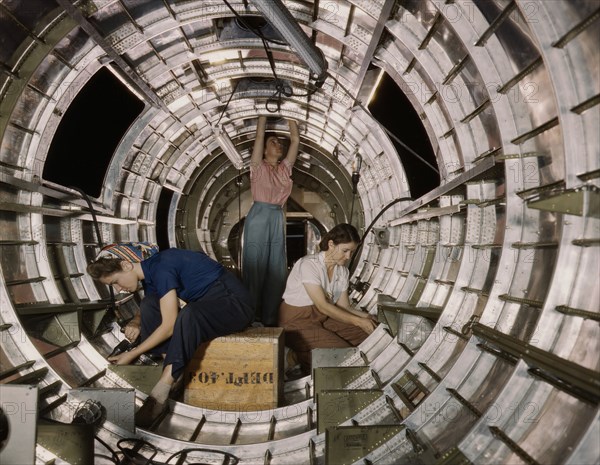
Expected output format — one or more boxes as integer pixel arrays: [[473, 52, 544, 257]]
[[87, 257, 124, 280], [319, 223, 360, 251]]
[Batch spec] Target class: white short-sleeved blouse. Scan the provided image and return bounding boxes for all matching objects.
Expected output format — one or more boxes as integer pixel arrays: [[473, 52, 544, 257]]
[[282, 252, 349, 307]]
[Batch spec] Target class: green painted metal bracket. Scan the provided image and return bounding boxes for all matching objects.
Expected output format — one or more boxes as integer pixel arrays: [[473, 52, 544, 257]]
[[435, 447, 474, 465], [107, 365, 163, 394], [313, 366, 370, 397], [527, 187, 599, 217], [21, 310, 82, 348], [325, 424, 405, 465], [37, 421, 94, 465], [82, 307, 115, 337], [378, 301, 443, 321], [316, 389, 382, 434]]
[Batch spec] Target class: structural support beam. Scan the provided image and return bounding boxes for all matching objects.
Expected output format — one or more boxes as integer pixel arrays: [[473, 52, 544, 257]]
[[352, 0, 397, 98], [251, 0, 328, 86], [473, 323, 600, 403], [55, 0, 170, 113], [393, 156, 501, 218], [527, 187, 600, 218]]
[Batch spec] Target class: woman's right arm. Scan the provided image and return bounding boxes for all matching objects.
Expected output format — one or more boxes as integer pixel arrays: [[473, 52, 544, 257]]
[[108, 289, 179, 365], [302, 283, 377, 335], [250, 116, 267, 166]]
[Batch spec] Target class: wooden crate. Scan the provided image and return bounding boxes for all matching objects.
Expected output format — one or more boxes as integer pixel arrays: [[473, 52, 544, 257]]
[[184, 327, 284, 411]]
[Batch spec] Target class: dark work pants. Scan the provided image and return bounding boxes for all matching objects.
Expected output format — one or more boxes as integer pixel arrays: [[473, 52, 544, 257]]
[[140, 270, 254, 380], [242, 201, 287, 326]]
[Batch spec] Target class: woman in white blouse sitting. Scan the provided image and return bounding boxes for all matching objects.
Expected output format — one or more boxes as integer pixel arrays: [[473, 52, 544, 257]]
[[278, 223, 378, 375]]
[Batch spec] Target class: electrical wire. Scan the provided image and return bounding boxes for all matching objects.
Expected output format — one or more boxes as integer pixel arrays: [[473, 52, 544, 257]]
[[221, 0, 320, 113], [165, 447, 240, 464], [94, 435, 120, 465], [117, 438, 157, 465], [216, 79, 241, 127], [325, 71, 440, 175], [348, 196, 412, 271], [70, 186, 119, 328], [349, 192, 356, 225], [69, 117, 168, 465], [236, 170, 243, 270], [70, 186, 103, 247]]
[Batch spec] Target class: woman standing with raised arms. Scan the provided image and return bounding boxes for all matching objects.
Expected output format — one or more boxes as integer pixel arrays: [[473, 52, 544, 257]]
[[243, 116, 299, 326]]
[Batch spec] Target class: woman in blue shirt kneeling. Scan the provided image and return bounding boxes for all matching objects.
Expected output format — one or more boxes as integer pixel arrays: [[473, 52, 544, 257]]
[[87, 245, 254, 428]]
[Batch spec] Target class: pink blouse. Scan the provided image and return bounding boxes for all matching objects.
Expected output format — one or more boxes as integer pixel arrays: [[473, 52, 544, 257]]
[[250, 159, 293, 206]]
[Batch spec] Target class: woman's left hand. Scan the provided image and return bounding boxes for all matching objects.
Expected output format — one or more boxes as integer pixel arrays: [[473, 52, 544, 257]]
[[355, 316, 378, 335], [365, 313, 379, 323], [108, 350, 138, 365]]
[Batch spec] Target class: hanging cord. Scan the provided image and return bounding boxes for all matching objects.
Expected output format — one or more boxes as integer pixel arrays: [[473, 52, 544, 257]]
[[348, 196, 412, 271], [325, 72, 440, 175], [349, 158, 361, 225], [236, 171, 243, 270], [93, 435, 120, 465], [165, 447, 240, 464], [216, 79, 241, 127], [117, 438, 157, 465], [70, 187, 118, 314], [222, 0, 319, 113], [57, 195, 149, 465], [70, 186, 104, 248], [261, 36, 289, 113]]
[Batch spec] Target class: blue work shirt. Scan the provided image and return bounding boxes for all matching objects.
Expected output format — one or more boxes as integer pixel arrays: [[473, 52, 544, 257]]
[[141, 248, 224, 302]]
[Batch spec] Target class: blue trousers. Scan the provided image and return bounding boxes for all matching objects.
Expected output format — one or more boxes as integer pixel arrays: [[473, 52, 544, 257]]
[[242, 201, 287, 326], [140, 270, 254, 380]]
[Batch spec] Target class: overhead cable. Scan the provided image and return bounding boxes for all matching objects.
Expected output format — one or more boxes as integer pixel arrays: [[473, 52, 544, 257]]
[[222, 0, 320, 113]]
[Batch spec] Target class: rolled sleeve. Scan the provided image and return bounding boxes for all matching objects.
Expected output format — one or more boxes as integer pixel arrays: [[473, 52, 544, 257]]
[[298, 258, 323, 286]]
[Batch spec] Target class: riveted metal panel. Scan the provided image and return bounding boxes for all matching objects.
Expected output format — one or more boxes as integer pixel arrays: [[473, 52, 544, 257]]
[[317, 390, 382, 434], [325, 424, 405, 465], [0, 385, 38, 465]]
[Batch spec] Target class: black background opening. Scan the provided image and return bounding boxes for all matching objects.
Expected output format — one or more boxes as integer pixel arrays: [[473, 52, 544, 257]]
[[368, 72, 439, 199], [43, 67, 144, 198], [156, 187, 174, 251]]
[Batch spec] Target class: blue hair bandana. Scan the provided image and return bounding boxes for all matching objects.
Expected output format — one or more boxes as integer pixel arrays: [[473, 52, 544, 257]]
[[95, 242, 159, 263]]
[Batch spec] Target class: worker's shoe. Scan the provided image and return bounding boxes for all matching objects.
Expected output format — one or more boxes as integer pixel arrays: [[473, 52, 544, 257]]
[[284, 347, 304, 381], [134, 396, 167, 429]]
